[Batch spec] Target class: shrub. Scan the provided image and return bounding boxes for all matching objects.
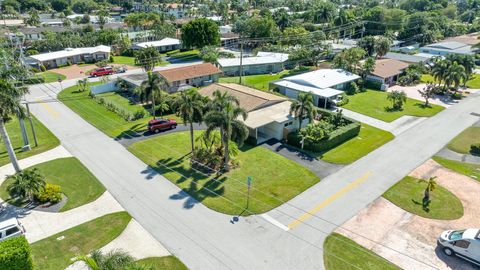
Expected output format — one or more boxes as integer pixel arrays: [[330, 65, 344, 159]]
[[30, 68, 40, 73], [451, 92, 463, 100], [96, 60, 109, 67], [40, 65, 46, 72], [363, 79, 383, 90], [471, 144, 480, 156], [66, 60, 72, 66], [346, 82, 359, 95], [23, 76, 45, 85], [109, 55, 114, 63], [77, 61, 85, 65], [26, 49, 39, 56], [35, 183, 62, 204], [0, 237, 33, 270]]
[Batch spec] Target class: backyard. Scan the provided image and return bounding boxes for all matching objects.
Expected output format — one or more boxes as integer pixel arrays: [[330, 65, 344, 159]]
[[128, 131, 320, 215], [0, 157, 105, 211], [0, 116, 60, 167], [447, 126, 480, 155], [341, 90, 444, 122], [382, 176, 463, 220]]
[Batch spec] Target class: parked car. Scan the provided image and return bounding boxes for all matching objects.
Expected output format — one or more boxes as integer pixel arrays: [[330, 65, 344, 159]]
[[438, 228, 480, 266], [0, 218, 26, 242], [115, 66, 127, 73], [90, 67, 115, 77], [148, 118, 177, 133]]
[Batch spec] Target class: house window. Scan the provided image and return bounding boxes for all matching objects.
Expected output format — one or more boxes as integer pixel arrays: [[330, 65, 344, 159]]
[[284, 121, 293, 127]]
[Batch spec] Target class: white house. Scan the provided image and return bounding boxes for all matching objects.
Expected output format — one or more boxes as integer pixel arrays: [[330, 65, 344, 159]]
[[27, 45, 111, 69], [419, 41, 478, 56], [217, 52, 290, 76], [131, 37, 181, 52], [271, 69, 360, 108]]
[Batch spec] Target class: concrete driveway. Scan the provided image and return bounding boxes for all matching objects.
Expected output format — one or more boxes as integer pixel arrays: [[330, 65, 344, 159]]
[[337, 159, 480, 270], [389, 84, 458, 108]]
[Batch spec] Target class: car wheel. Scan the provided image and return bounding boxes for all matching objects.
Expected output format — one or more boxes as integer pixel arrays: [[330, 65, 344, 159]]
[[443, 247, 454, 256], [171, 125, 177, 129], [154, 129, 160, 134]]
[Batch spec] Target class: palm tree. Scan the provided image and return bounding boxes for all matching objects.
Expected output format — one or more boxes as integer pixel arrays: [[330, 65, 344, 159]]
[[419, 176, 437, 207], [0, 79, 28, 172], [77, 249, 151, 270], [445, 62, 467, 94], [289, 92, 316, 131], [7, 168, 46, 202], [136, 71, 169, 119], [173, 89, 204, 152], [387, 90, 407, 110], [204, 90, 249, 172], [431, 58, 449, 89], [374, 36, 392, 59]]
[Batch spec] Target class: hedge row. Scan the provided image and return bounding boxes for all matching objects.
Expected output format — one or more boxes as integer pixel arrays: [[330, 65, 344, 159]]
[[0, 236, 33, 270]]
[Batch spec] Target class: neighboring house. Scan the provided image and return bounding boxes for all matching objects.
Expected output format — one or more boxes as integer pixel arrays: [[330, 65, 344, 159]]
[[165, 3, 186, 19], [26, 45, 111, 69], [198, 83, 308, 144], [217, 52, 289, 76], [66, 14, 115, 24], [367, 59, 410, 88], [443, 33, 480, 46], [220, 32, 239, 47], [419, 41, 478, 56], [271, 69, 360, 108], [383, 52, 434, 64], [131, 37, 181, 52]]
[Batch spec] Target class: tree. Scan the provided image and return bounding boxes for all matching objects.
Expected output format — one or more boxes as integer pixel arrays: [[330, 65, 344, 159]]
[[332, 48, 366, 74], [50, 0, 68, 12], [0, 79, 28, 173], [360, 57, 376, 79], [181, 18, 220, 49], [7, 168, 46, 201], [137, 71, 169, 119], [431, 58, 449, 88], [282, 26, 309, 46], [173, 89, 204, 152], [387, 90, 407, 110], [419, 176, 437, 210], [77, 249, 151, 270], [289, 92, 316, 131], [445, 62, 467, 94], [358, 36, 376, 57], [77, 78, 89, 92], [233, 15, 279, 39], [135, 47, 160, 72], [273, 8, 291, 31], [204, 90, 248, 172], [418, 83, 436, 107], [199, 46, 219, 64], [24, 8, 40, 26], [374, 36, 392, 58]]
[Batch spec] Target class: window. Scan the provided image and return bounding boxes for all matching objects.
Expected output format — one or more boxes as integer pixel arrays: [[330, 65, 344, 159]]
[[284, 122, 293, 127], [5, 227, 19, 236], [454, 240, 470, 249]]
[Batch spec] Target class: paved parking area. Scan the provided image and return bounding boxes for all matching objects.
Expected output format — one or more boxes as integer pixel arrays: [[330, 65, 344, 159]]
[[49, 64, 139, 80], [389, 84, 458, 108]]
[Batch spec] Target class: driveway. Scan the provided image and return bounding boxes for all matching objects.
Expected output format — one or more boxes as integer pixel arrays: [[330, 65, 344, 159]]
[[337, 159, 480, 270], [389, 84, 458, 108], [50, 64, 140, 80]]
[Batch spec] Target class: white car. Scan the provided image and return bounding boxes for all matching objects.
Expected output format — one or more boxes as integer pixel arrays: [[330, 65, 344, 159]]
[[438, 228, 480, 266], [0, 218, 26, 242]]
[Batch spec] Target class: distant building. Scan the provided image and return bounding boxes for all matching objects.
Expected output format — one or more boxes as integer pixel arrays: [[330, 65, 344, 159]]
[[26, 45, 111, 69], [217, 52, 289, 76], [132, 38, 181, 52], [165, 3, 187, 19], [419, 41, 478, 56], [383, 52, 433, 64]]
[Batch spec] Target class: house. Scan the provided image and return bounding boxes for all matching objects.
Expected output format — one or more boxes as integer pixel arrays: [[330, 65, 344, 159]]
[[367, 59, 409, 88], [198, 83, 308, 144], [131, 38, 181, 52], [26, 45, 111, 69], [217, 52, 289, 76], [165, 3, 186, 19], [419, 41, 478, 56], [443, 33, 480, 46], [383, 52, 434, 64], [271, 69, 360, 108]]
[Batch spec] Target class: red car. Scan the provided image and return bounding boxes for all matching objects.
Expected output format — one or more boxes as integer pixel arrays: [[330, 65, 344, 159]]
[[90, 67, 115, 77], [148, 119, 177, 133]]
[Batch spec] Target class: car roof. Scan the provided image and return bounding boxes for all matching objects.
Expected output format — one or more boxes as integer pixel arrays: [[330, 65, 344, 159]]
[[0, 218, 19, 230], [462, 229, 480, 240]]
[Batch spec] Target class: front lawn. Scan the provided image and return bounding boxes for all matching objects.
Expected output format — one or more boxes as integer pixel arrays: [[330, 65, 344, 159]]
[[96, 91, 149, 115], [168, 49, 200, 62], [0, 157, 105, 211], [0, 116, 60, 167], [324, 233, 399, 270], [38, 71, 66, 83], [447, 126, 480, 155], [58, 83, 180, 139], [433, 156, 480, 181], [383, 176, 463, 220], [341, 90, 444, 122], [31, 212, 131, 270], [128, 131, 320, 215], [111, 56, 137, 66], [319, 123, 394, 164], [137, 256, 188, 270]]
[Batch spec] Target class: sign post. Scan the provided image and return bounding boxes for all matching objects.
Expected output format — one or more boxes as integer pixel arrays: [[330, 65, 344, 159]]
[[246, 176, 252, 210]]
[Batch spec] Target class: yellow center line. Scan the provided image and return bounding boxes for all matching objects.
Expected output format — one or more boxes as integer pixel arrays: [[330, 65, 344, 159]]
[[288, 171, 372, 229], [38, 99, 60, 118]]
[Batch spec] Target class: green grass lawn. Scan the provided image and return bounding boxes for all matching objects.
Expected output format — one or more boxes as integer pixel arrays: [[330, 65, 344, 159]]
[[447, 126, 480, 155], [137, 256, 188, 270], [433, 156, 480, 181], [421, 73, 480, 89], [111, 56, 137, 66], [420, 74, 436, 84], [0, 157, 105, 211], [31, 212, 131, 270], [128, 131, 320, 215], [341, 90, 444, 122], [96, 91, 149, 115], [168, 49, 200, 62], [324, 233, 399, 270], [0, 116, 60, 167], [38, 71, 66, 83], [383, 176, 463, 220], [58, 83, 180, 139], [318, 123, 394, 164]]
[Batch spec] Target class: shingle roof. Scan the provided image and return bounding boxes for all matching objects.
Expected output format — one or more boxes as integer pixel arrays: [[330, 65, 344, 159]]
[[370, 59, 409, 79], [158, 63, 222, 82]]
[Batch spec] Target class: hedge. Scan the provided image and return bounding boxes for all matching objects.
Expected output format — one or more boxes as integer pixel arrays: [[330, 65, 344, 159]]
[[0, 236, 33, 270], [471, 144, 480, 156], [363, 79, 383, 90]]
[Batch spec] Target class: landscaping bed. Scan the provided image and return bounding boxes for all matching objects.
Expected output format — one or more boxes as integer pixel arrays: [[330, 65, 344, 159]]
[[128, 131, 320, 215], [433, 156, 480, 181], [447, 126, 480, 155], [383, 176, 463, 220]]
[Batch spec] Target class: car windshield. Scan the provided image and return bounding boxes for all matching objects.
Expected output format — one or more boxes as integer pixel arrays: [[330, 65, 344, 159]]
[[449, 230, 465, 240]]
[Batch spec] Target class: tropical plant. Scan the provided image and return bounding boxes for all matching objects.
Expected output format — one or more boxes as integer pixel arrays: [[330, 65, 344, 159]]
[[136, 71, 169, 119], [7, 168, 46, 202], [417, 83, 437, 107], [204, 90, 249, 171], [76, 249, 154, 270], [289, 92, 316, 131], [135, 47, 160, 72], [445, 62, 467, 94], [173, 89, 204, 152], [300, 121, 334, 143], [387, 90, 407, 110], [419, 176, 437, 210], [0, 79, 28, 172], [374, 36, 392, 58], [431, 58, 449, 88], [77, 78, 89, 92]]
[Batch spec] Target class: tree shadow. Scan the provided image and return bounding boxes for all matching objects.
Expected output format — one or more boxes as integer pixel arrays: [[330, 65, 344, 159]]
[[169, 175, 226, 209], [411, 198, 430, 212], [384, 106, 404, 112]]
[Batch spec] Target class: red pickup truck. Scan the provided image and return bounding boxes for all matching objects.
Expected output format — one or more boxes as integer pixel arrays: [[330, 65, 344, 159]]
[[148, 119, 177, 133], [90, 67, 115, 77]]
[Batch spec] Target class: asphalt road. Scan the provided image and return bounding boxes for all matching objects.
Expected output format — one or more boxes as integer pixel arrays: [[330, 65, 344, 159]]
[[24, 73, 480, 270]]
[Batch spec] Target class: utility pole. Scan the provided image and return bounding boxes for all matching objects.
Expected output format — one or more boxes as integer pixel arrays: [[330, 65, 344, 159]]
[[25, 102, 38, 147], [239, 38, 244, 85], [17, 109, 31, 151]]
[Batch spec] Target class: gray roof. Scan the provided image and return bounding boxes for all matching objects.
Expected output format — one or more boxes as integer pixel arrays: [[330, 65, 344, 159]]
[[383, 52, 431, 63]]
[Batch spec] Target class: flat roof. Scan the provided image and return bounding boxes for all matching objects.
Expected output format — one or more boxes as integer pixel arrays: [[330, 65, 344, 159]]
[[273, 80, 344, 98], [217, 52, 289, 68], [29, 45, 111, 62], [242, 100, 293, 129], [383, 52, 431, 63], [134, 38, 180, 49], [280, 69, 360, 90]]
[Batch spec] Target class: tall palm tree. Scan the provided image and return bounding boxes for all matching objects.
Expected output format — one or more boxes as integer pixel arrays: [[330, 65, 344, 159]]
[[445, 62, 467, 94], [136, 71, 169, 119], [7, 168, 46, 201], [374, 36, 392, 59], [173, 89, 204, 152], [204, 90, 248, 172], [431, 58, 449, 88], [289, 92, 316, 131], [0, 79, 28, 172], [419, 176, 437, 204]]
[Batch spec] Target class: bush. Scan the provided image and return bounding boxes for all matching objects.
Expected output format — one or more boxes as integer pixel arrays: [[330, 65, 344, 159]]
[[40, 65, 46, 72], [30, 68, 40, 73], [0, 237, 33, 270], [363, 79, 383, 90], [77, 61, 85, 65], [471, 144, 480, 156], [26, 49, 39, 56], [93, 96, 144, 121], [35, 183, 62, 204], [109, 55, 114, 63], [336, 93, 349, 106], [346, 82, 359, 95], [23, 76, 45, 85], [451, 92, 463, 100]]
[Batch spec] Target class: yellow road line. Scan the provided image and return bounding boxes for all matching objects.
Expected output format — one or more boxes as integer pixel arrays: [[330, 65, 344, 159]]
[[288, 171, 372, 229], [38, 99, 60, 118]]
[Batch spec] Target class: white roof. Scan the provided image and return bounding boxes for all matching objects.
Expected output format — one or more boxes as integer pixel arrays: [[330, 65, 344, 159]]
[[242, 101, 294, 129], [280, 69, 360, 90], [134, 38, 180, 49], [29, 45, 111, 62], [217, 52, 289, 68], [273, 80, 344, 98], [0, 218, 19, 229]]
